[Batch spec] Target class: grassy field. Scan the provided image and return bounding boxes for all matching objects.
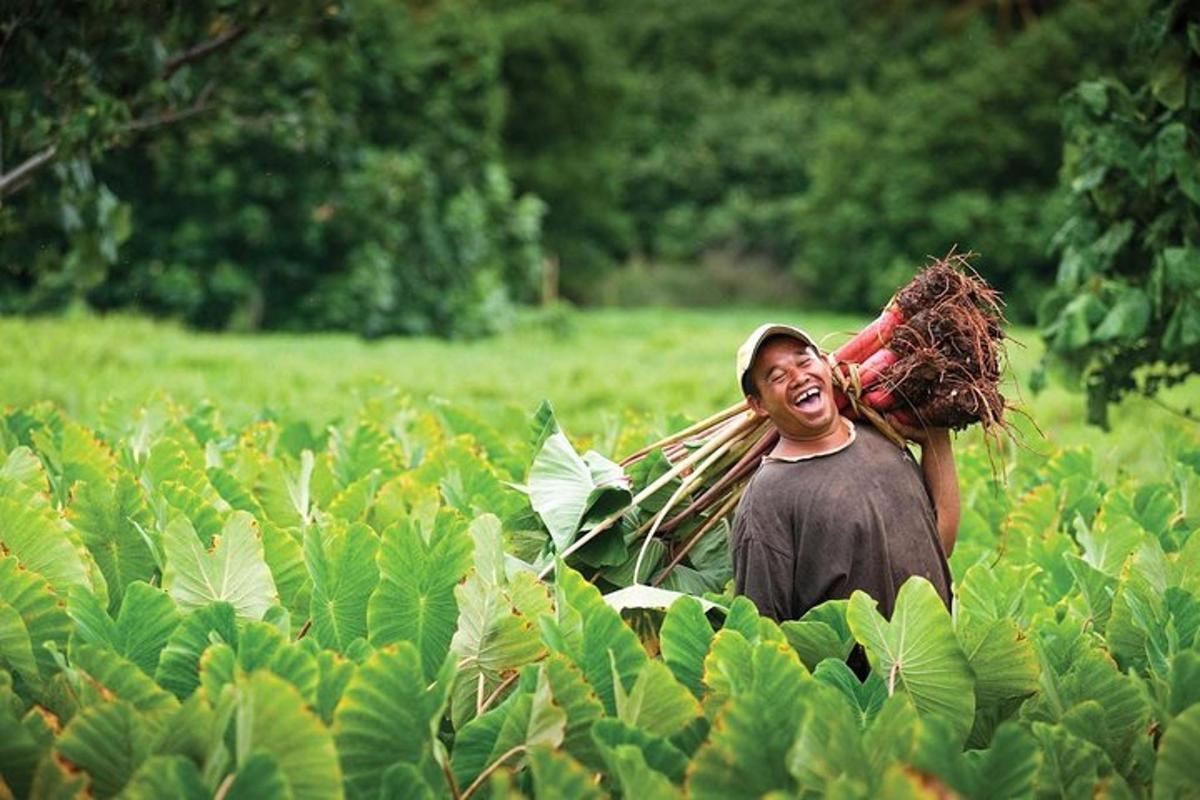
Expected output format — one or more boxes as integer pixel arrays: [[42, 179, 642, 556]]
[[3, 307, 1198, 476]]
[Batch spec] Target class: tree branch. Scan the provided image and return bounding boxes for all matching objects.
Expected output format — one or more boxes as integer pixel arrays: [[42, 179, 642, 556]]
[[122, 83, 216, 134], [163, 24, 249, 77], [0, 83, 215, 199], [0, 144, 57, 198]]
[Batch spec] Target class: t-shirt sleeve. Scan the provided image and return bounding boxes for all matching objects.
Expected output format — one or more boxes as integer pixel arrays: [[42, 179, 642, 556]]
[[731, 532, 795, 622]]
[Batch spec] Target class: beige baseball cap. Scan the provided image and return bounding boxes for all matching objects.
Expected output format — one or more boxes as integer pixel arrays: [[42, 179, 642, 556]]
[[736, 323, 818, 395]]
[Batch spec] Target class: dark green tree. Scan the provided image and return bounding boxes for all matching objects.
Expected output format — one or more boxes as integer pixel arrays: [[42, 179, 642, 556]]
[[793, 0, 1141, 318], [0, 0, 328, 312], [1038, 0, 1200, 427], [1, 0, 544, 337]]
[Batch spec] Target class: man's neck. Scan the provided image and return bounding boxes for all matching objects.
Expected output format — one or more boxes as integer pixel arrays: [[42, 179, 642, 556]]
[[770, 416, 851, 460]]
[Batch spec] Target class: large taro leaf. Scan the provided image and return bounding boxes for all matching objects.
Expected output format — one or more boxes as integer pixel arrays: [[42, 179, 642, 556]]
[[0, 496, 100, 602], [260, 521, 308, 619], [525, 404, 631, 553], [200, 622, 319, 705], [234, 670, 343, 800], [0, 555, 72, 685], [0, 602, 39, 691], [614, 658, 702, 739], [155, 602, 239, 699], [451, 665, 567, 790], [207, 464, 267, 519], [700, 628, 756, 708], [114, 754, 207, 800], [449, 568, 548, 729], [221, 753, 291, 800], [68, 474, 155, 614], [687, 637, 812, 798], [0, 672, 49, 797], [30, 751, 92, 798], [0, 445, 49, 505], [1021, 647, 1148, 776], [1031, 721, 1118, 798], [958, 721, 1041, 799], [430, 398, 525, 481], [1003, 484, 1075, 602], [846, 577, 975, 743], [67, 582, 180, 678], [527, 746, 604, 800], [328, 421, 399, 488], [658, 519, 733, 596], [29, 414, 113, 495], [660, 595, 715, 699], [367, 510, 473, 680], [68, 644, 179, 731], [1075, 508, 1145, 578], [151, 692, 219, 767], [422, 436, 527, 523], [787, 680, 880, 795], [910, 716, 1040, 800], [1063, 553, 1118, 632], [162, 511, 278, 621], [606, 744, 681, 800], [957, 616, 1039, 707], [781, 599, 855, 672], [540, 563, 647, 717], [112, 582, 180, 676], [255, 453, 316, 530], [333, 643, 453, 800], [55, 700, 153, 798], [305, 521, 379, 653], [591, 718, 690, 785], [1155, 701, 1200, 798], [812, 659, 887, 729], [955, 561, 1041, 628], [312, 648, 356, 726], [955, 611, 1039, 747]]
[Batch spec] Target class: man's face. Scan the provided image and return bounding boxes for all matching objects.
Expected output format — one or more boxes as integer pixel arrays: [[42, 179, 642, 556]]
[[745, 337, 839, 441]]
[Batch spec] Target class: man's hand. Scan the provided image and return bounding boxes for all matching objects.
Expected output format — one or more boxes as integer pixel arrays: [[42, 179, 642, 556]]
[[884, 414, 949, 447]]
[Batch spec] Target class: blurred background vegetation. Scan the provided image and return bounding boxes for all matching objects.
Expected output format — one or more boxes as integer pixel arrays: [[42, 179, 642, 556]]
[[2, 0, 1198, 423]]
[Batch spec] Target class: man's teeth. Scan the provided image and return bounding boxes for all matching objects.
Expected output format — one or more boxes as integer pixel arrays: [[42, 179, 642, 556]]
[[793, 388, 819, 404]]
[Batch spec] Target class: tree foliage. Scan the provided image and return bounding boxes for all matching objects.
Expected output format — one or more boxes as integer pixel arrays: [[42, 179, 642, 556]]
[[1, 0, 544, 337], [1038, 0, 1200, 426], [0, 0, 1165, 344]]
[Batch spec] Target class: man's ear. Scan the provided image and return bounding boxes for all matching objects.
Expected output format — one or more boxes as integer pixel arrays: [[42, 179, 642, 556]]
[[746, 393, 768, 418]]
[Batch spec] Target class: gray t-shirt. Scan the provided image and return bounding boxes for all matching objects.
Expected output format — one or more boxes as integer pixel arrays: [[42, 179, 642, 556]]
[[730, 422, 952, 623]]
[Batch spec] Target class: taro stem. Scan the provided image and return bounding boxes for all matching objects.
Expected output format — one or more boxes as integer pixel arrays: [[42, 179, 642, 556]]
[[655, 425, 777, 536], [620, 400, 749, 467], [538, 410, 760, 580], [630, 418, 760, 584], [652, 484, 746, 587]]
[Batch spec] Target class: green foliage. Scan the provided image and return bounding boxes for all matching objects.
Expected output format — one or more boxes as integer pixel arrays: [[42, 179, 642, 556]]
[[1040, 0, 1200, 426], [0, 358, 1199, 794], [2, 0, 1155, 334], [1, 0, 543, 338]]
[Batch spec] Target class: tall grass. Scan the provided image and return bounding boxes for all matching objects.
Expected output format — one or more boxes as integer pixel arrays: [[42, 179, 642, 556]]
[[2, 308, 1196, 477]]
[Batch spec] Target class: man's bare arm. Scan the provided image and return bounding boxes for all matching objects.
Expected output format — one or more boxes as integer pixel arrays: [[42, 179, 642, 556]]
[[886, 418, 961, 556], [917, 429, 960, 556]]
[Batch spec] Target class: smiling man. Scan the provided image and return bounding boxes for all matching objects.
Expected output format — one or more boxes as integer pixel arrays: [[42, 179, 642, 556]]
[[730, 323, 959, 663]]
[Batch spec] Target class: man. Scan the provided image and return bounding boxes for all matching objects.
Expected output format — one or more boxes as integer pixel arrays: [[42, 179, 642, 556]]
[[730, 322, 959, 633]]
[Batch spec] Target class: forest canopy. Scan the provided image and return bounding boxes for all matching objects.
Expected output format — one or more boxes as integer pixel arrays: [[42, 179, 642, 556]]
[[0, 0, 1153, 338]]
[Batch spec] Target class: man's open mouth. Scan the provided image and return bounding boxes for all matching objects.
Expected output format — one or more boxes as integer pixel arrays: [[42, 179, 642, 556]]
[[792, 386, 821, 410]]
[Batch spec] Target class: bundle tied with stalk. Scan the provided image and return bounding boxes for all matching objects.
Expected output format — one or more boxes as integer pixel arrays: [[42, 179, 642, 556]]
[[541, 251, 1010, 588]]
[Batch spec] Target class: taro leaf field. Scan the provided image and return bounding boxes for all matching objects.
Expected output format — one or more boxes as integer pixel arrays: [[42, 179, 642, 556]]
[[1, 393, 1200, 799]]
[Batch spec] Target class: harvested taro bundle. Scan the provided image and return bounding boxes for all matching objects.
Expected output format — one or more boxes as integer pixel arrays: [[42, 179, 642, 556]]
[[546, 252, 1011, 587]]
